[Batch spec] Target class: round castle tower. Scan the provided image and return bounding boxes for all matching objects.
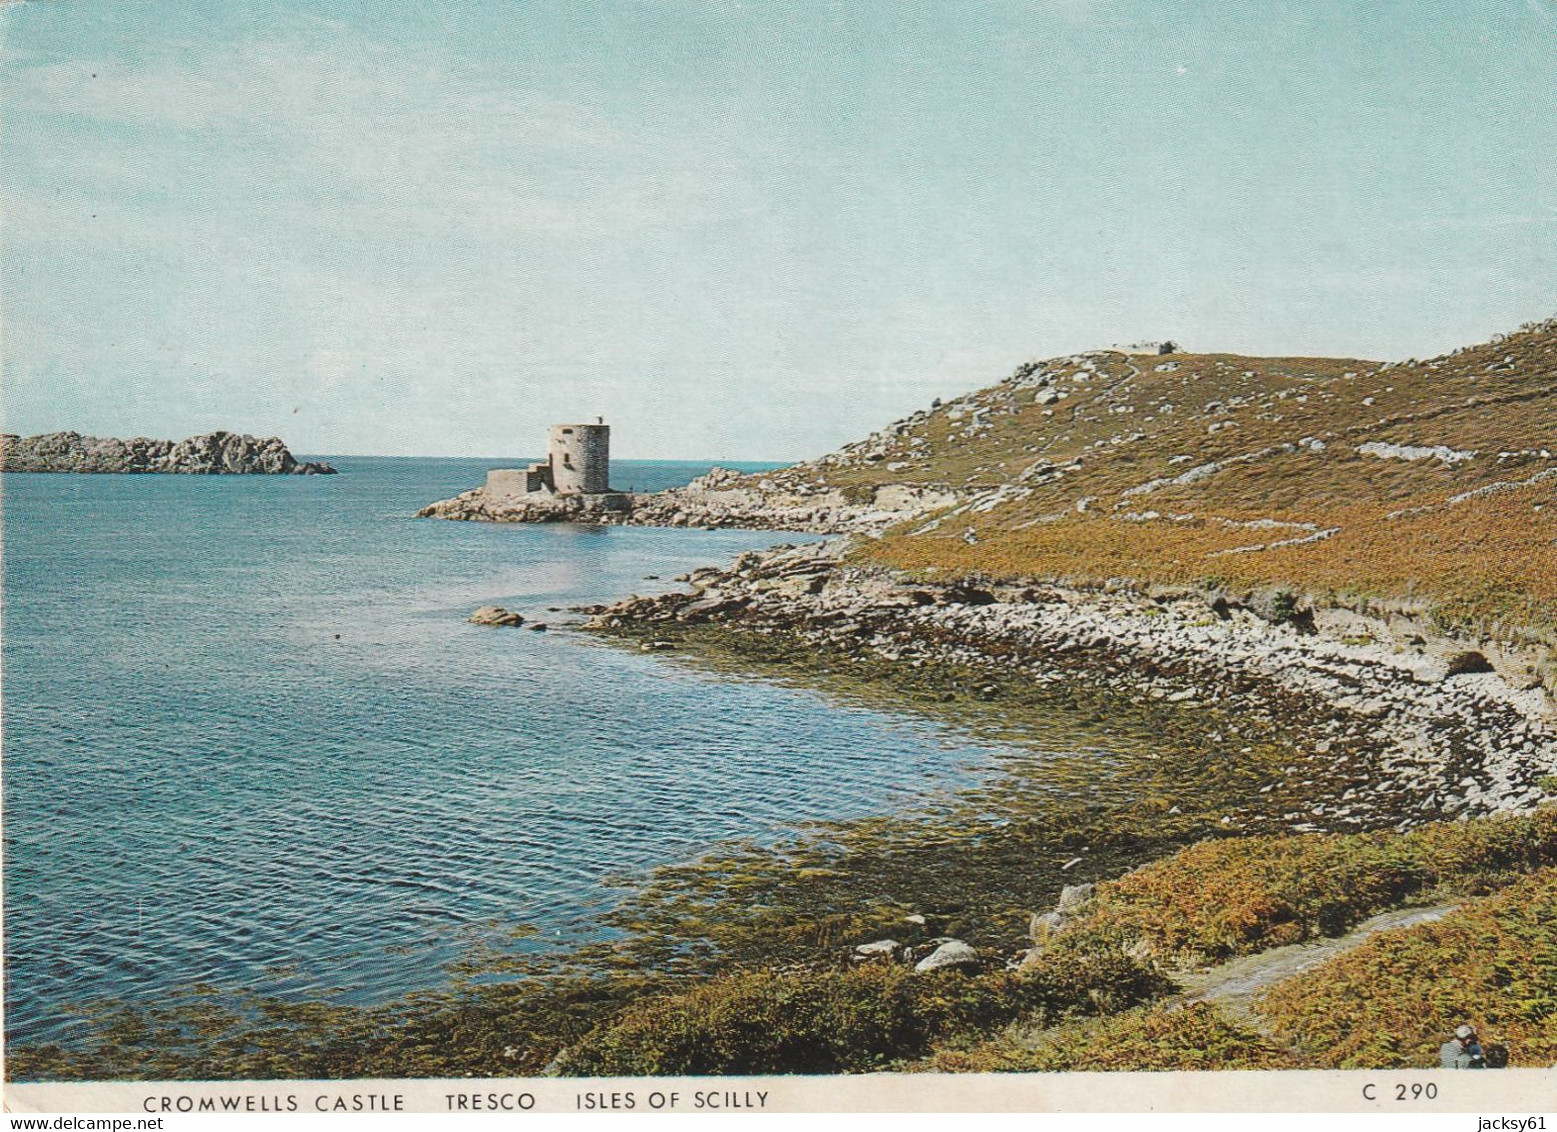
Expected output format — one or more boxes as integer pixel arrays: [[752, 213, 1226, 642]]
[[548, 423, 610, 495]]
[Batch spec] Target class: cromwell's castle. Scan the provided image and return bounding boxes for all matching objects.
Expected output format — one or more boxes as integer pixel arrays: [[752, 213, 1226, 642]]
[[483, 421, 633, 513]]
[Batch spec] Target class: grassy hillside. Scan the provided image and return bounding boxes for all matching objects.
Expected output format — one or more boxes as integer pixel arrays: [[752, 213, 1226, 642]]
[[1067, 808, 1557, 966], [932, 860, 1557, 1073], [758, 318, 1557, 639], [928, 808, 1557, 1073], [1258, 868, 1557, 1068]]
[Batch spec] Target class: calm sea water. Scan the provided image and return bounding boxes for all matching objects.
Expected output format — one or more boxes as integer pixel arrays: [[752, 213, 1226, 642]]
[[2, 458, 1023, 1045]]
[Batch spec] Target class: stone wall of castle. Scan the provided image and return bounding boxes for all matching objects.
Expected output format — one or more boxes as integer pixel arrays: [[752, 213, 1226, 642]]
[[548, 424, 610, 494], [485, 468, 533, 498]]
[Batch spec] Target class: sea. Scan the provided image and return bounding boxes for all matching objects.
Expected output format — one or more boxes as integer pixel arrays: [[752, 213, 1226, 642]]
[[1, 457, 1027, 1046]]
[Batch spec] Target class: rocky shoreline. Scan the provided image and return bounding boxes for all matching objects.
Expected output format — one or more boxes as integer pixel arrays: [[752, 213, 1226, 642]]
[[0, 430, 336, 475], [584, 539, 1557, 829]]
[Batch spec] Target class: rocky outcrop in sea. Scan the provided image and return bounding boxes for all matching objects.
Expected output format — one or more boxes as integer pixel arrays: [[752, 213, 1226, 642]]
[[0, 431, 336, 475], [584, 540, 1557, 830], [417, 489, 631, 523], [416, 465, 957, 532], [467, 605, 527, 627]]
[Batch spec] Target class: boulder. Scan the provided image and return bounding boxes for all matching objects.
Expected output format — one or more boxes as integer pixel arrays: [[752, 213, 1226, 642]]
[[1013, 946, 1045, 971], [851, 939, 900, 963], [1444, 650, 1495, 677], [1057, 882, 1095, 912], [1028, 884, 1097, 945], [913, 938, 980, 973], [677, 594, 745, 623], [468, 606, 525, 627], [1029, 909, 1064, 943]]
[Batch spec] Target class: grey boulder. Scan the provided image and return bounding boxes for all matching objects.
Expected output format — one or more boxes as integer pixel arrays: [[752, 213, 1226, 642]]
[[468, 606, 525, 627], [913, 938, 979, 973]]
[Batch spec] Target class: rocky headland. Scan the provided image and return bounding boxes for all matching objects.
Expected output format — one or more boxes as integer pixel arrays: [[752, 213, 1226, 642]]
[[0, 430, 336, 475], [416, 465, 958, 531]]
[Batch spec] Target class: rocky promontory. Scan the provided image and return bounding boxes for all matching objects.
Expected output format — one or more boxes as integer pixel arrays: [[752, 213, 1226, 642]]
[[417, 488, 632, 524], [416, 465, 958, 532], [0, 431, 336, 475]]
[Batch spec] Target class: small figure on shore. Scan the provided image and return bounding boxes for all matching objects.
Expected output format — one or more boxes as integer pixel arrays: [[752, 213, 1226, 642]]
[[1439, 1024, 1485, 1069]]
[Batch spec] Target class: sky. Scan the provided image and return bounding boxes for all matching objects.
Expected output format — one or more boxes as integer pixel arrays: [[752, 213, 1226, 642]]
[[2, 1, 1554, 460]]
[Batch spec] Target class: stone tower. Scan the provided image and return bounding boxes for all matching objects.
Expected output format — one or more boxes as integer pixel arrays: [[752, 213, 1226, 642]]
[[548, 422, 610, 495]]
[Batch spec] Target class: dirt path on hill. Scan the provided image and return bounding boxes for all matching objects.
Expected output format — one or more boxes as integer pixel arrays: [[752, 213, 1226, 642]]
[[1175, 903, 1459, 1030]]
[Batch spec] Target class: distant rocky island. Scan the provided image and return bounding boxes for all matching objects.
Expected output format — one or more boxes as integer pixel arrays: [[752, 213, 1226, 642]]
[[0, 430, 336, 475]]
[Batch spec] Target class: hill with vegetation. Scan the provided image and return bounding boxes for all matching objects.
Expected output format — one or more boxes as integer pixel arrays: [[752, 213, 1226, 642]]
[[666, 317, 1555, 647]]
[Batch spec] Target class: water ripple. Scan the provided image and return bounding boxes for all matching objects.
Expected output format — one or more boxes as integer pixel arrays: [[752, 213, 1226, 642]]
[[3, 459, 1024, 1044]]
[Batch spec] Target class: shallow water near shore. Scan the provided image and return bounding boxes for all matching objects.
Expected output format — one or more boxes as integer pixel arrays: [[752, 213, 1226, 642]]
[[2, 457, 1054, 1046]]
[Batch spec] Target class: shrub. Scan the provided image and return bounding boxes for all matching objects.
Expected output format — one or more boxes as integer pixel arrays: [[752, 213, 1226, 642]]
[[1258, 868, 1557, 1068], [932, 1002, 1301, 1072], [1068, 808, 1557, 965], [562, 950, 1167, 1076]]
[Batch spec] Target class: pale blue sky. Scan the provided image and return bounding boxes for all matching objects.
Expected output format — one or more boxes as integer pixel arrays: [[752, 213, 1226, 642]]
[[3, 1, 1554, 459]]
